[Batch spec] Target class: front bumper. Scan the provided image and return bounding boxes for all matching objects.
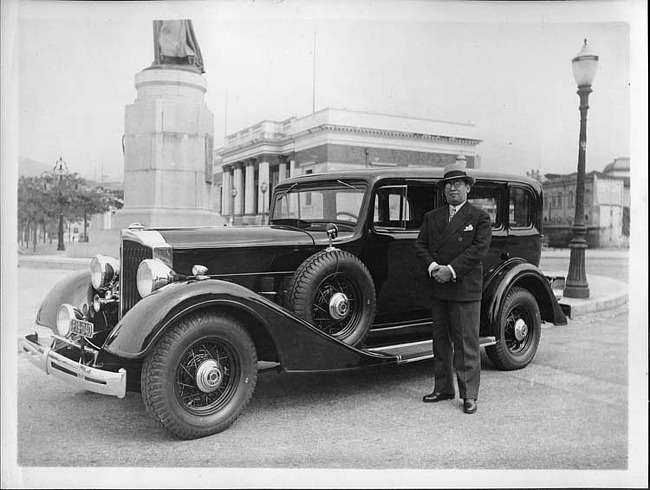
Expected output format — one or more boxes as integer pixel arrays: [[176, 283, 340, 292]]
[[21, 333, 127, 399]]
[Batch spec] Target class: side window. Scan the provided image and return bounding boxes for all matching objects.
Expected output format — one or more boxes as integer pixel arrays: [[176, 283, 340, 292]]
[[373, 184, 436, 231], [467, 183, 502, 229], [373, 186, 408, 230], [509, 186, 534, 228]]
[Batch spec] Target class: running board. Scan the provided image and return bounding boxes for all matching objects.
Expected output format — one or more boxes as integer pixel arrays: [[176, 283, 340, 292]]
[[366, 336, 497, 363]]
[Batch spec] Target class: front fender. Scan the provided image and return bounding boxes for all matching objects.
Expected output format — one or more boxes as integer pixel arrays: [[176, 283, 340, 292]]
[[482, 260, 567, 332], [35, 270, 93, 333], [102, 279, 395, 373], [104, 279, 265, 358]]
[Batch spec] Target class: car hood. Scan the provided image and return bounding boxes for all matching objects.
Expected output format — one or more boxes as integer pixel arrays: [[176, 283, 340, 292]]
[[155, 225, 315, 250]]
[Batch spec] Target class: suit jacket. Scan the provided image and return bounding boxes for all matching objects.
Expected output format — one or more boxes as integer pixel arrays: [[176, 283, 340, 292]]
[[415, 201, 492, 302]]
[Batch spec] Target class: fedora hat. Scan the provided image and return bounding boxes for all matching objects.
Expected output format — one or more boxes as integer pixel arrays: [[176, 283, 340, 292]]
[[437, 162, 475, 188]]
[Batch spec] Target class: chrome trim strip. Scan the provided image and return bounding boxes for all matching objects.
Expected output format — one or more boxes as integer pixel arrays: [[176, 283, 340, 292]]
[[399, 353, 434, 363], [212, 270, 294, 279], [480, 336, 497, 347], [21, 337, 127, 399], [369, 339, 433, 353], [370, 320, 432, 332]]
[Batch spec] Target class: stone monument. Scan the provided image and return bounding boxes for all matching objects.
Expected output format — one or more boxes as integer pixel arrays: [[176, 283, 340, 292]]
[[112, 19, 219, 229]]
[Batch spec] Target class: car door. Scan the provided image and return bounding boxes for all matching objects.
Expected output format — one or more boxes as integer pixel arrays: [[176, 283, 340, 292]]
[[506, 183, 543, 266], [466, 180, 508, 275], [362, 180, 437, 329]]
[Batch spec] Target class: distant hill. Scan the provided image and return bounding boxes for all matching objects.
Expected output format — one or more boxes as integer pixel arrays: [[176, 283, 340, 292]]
[[19, 156, 54, 177]]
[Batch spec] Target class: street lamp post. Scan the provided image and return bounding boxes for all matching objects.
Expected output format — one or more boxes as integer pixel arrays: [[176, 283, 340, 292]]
[[565, 39, 599, 299], [42, 157, 69, 251], [260, 181, 268, 225], [230, 187, 237, 226]]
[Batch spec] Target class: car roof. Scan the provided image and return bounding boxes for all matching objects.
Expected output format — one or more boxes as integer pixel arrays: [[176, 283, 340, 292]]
[[277, 167, 542, 191]]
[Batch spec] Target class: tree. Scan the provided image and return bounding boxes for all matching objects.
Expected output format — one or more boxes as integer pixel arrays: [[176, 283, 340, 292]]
[[40, 171, 84, 250], [18, 176, 45, 250], [70, 184, 123, 242], [18, 173, 123, 250]]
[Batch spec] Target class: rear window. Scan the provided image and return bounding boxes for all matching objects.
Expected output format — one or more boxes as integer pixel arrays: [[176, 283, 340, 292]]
[[509, 186, 535, 229], [468, 184, 502, 229]]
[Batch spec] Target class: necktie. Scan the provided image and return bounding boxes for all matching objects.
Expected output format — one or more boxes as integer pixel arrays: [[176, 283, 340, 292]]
[[449, 206, 456, 222]]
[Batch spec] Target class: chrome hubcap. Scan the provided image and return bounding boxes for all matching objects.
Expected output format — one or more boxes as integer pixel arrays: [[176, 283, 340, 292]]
[[195, 359, 223, 393], [328, 292, 350, 320], [514, 318, 528, 341]]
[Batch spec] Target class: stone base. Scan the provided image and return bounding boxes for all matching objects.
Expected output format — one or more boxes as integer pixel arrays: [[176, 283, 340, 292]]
[[112, 207, 227, 229]]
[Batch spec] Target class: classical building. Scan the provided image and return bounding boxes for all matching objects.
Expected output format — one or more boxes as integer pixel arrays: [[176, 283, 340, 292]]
[[213, 108, 482, 225], [542, 157, 630, 248]]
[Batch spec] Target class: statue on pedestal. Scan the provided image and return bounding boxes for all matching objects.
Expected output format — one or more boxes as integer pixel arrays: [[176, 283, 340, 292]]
[[151, 20, 205, 74]]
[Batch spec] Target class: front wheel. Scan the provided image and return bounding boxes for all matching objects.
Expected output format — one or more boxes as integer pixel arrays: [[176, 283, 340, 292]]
[[485, 287, 541, 371], [141, 312, 257, 439]]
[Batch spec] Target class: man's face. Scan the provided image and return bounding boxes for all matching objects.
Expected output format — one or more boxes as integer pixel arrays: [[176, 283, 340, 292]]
[[444, 179, 470, 206]]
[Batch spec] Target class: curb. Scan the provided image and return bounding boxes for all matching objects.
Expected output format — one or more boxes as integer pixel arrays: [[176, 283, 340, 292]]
[[561, 293, 628, 318], [18, 256, 90, 271], [557, 274, 629, 318]]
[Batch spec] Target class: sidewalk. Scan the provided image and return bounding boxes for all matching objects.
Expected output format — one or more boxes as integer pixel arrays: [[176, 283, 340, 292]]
[[17, 248, 628, 319], [557, 274, 628, 318]]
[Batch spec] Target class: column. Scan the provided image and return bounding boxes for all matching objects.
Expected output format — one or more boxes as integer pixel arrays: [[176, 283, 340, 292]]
[[279, 160, 287, 181], [233, 163, 243, 216], [258, 160, 270, 215], [289, 159, 297, 178], [245, 160, 256, 215], [221, 166, 232, 217]]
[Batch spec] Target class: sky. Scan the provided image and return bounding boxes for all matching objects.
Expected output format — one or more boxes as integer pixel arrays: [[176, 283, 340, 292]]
[[11, 0, 645, 183]]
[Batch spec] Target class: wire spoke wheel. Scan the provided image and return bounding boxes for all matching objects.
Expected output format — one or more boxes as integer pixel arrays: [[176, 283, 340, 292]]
[[503, 307, 532, 355], [141, 313, 257, 439], [175, 339, 238, 415], [311, 273, 360, 337], [288, 249, 376, 346], [486, 287, 541, 371]]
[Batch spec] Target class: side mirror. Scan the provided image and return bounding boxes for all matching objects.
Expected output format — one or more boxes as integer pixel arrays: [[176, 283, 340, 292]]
[[325, 223, 339, 250]]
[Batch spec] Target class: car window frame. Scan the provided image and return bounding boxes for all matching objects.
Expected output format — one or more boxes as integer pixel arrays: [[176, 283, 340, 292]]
[[371, 179, 438, 235], [507, 182, 540, 235]]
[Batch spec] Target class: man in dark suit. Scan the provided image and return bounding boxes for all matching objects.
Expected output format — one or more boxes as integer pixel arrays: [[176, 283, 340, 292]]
[[415, 164, 492, 414]]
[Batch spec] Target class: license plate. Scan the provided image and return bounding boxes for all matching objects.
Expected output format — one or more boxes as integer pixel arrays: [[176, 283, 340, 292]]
[[70, 318, 94, 337]]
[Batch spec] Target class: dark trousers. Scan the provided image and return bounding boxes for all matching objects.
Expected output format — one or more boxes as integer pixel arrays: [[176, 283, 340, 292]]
[[430, 298, 481, 399]]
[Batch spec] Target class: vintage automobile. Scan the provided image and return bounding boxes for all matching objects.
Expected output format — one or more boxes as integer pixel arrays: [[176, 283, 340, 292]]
[[22, 167, 567, 439]]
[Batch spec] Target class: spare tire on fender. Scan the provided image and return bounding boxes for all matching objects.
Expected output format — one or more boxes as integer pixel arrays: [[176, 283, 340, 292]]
[[287, 249, 377, 347]]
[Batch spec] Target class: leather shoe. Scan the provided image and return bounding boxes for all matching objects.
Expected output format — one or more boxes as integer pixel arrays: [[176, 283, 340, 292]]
[[422, 392, 455, 403], [463, 398, 477, 414]]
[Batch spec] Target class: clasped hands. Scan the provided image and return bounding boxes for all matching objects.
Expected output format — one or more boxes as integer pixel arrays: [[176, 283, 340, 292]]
[[429, 263, 452, 283]]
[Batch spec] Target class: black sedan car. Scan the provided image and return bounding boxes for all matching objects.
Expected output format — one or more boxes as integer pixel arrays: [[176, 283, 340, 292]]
[[22, 167, 566, 439]]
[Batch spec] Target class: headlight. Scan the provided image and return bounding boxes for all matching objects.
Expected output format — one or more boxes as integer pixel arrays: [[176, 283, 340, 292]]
[[137, 259, 175, 298], [90, 255, 120, 290], [57, 304, 80, 336]]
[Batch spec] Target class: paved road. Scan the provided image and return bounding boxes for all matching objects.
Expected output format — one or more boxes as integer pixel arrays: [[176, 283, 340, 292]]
[[7, 267, 643, 488], [539, 252, 628, 282]]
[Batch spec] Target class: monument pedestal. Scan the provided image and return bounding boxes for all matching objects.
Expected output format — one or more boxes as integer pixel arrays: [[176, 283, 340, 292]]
[[113, 67, 222, 229]]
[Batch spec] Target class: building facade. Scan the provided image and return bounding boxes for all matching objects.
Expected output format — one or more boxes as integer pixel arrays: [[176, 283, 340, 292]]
[[213, 108, 482, 225], [542, 157, 630, 248]]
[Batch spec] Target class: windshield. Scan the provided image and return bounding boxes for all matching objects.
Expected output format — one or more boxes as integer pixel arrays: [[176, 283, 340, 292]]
[[270, 180, 367, 229]]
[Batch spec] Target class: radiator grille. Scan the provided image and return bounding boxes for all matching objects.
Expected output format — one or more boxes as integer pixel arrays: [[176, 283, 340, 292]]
[[120, 240, 152, 318]]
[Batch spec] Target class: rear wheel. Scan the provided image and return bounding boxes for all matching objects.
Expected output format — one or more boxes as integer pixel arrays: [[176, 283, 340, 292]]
[[141, 312, 257, 439], [486, 287, 541, 370]]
